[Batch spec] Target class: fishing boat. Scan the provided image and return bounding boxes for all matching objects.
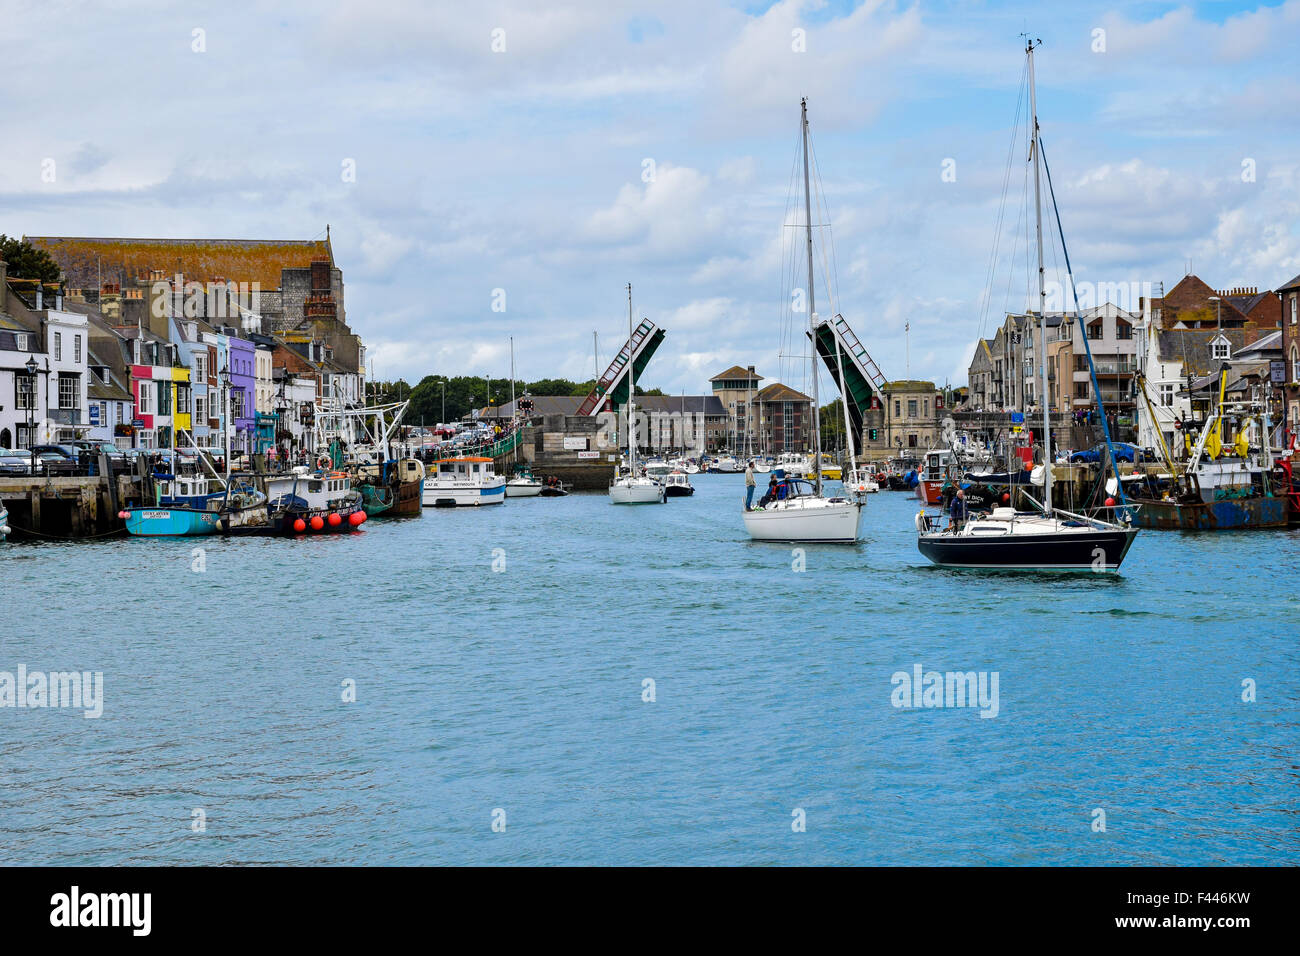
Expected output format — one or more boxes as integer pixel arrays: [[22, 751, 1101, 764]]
[[122, 473, 268, 537], [774, 452, 811, 478], [422, 457, 506, 507], [916, 448, 956, 504], [844, 466, 880, 496], [815, 453, 842, 481], [743, 98, 863, 544], [1126, 371, 1288, 529], [917, 39, 1138, 571], [230, 468, 368, 535], [356, 458, 425, 516], [610, 284, 667, 505], [663, 470, 694, 497]]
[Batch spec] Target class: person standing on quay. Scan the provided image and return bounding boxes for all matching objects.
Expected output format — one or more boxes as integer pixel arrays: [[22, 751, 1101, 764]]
[[744, 460, 756, 511]]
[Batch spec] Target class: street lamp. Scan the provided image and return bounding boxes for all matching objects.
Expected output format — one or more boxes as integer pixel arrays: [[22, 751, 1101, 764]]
[[220, 364, 232, 478], [24, 355, 37, 474]]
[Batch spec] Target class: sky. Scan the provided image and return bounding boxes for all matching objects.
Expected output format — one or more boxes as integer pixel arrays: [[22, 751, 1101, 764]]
[[2, 0, 1298, 397]]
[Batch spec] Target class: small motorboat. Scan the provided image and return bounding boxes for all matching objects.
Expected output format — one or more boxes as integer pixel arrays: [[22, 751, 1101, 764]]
[[663, 470, 694, 497], [505, 465, 544, 498]]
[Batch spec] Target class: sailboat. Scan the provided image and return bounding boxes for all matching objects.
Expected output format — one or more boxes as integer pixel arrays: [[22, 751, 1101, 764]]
[[916, 39, 1137, 570], [743, 98, 863, 544], [610, 283, 666, 505]]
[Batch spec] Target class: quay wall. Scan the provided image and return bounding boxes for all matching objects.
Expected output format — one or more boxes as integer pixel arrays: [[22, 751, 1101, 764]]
[[0, 473, 136, 539], [492, 415, 619, 490]]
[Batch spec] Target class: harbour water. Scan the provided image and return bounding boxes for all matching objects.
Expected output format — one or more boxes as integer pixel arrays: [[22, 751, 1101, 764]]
[[2, 477, 1296, 865]]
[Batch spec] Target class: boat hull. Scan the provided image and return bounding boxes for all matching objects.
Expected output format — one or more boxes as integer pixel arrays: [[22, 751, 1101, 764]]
[[664, 485, 694, 497], [1130, 496, 1288, 530], [125, 507, 222, 536], [917, 526, 1137, 570], [389, 480, 422, 515], [505, 481, 543, 497], [422, 479, 506, 507], [917, 479, 946, 504], [742, 499, 863, 543], [610, 482, 664, 504]]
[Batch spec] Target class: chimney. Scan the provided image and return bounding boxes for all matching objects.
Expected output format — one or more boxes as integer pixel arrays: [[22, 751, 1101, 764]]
[[36, 287, 43, 310]]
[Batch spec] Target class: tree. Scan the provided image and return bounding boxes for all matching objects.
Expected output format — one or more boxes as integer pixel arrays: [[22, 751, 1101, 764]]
[[0, 235, 62, 285]]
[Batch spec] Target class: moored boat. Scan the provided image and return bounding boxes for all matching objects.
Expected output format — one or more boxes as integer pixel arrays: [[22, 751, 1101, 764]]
[[663, 470, 694, 497], [422, 457, 506, 507]]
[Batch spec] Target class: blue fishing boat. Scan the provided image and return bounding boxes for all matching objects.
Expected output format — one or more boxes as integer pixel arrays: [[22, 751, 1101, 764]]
[[123, 474, 267, 537]]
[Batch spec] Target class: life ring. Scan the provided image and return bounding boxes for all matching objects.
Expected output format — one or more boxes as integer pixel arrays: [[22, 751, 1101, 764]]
[[317, 454, 332, 470]]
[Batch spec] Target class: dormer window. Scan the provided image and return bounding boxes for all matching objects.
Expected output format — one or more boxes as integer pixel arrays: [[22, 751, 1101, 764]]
[[1211, 338, 1231, 361]]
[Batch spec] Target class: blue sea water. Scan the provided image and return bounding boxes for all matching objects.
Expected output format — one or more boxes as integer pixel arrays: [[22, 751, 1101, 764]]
[[1, 475, 1297, 866]]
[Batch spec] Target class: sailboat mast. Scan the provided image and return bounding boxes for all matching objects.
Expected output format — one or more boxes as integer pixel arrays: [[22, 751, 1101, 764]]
[[1027, 40, 1054, 515], [626, 283, 636, 473], [801, 97, 823, 494]]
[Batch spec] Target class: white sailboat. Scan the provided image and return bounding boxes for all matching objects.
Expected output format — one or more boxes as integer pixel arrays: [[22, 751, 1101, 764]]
[[610, 283, 666, 505], [743, 98, 862, 544], [916, 39, 1137, 570]]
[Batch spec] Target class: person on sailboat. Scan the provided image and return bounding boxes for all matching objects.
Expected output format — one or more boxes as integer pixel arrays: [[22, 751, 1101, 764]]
[[757, 475, 778, 509], [744, 461, 756, 510], [949, 487, 968, 532]]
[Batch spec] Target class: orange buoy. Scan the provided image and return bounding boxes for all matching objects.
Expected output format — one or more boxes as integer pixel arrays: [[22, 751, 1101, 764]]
[[293, 518, 307, 532], [1104, 497, 1116, 507], [348, 511, 364, 526], [328, 512, 342, 527], [310, 515, 324, 531]]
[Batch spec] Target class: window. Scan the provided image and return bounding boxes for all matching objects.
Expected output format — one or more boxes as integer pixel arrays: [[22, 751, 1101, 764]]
[[194, 353, 206, 381], [1291, 294, 1297, 325], [139, 430, 156, 450], [74, 334, 82, 363], [907, 399, 918, 418], [1159, 383, 1174, 407], [1211, 339, 1230, 361], [893, 400, 901, 417], [54, 332, 62, 360], [923, 399, 929, 417], [16, 373, 36, 410], [1087, 323, 1102, 340], [15, 332, 29, 350], [138, 383, 153, 415], [1292, 346, 1300, 382], [194, 395, 206, 422], [1075, 383, 1089, 399], [58, 373, 80, 409], [1116, 323, 1132, 339], [907, 434, 918, 448], [158, 381, 172, 416]]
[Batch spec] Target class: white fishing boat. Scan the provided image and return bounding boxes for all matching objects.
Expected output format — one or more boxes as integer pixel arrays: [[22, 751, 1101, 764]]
[[422, 457, 506, 507], [610, 284, 666, 506], [845, 466, 880, 496], [663, 470, 694, 497], [743, 97, 863, 544], [752, 459, 772, 474], [775, 452, 811, 477]]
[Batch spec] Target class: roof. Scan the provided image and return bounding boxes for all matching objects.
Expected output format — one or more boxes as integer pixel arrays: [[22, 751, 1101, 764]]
[[753, 382, 811, 403], [632, 395, 727, 416], [1234, 329, 1282, 356], [881, 379, 937, 391], [710, 365, 763, 382], [1277, 273, 1300, 293], [1155, 327, 1249, 376], [25, 236, 333, 292]]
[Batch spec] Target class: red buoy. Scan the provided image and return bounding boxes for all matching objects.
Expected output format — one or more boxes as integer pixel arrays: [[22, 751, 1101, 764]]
[[356, 511, 367, 524], [1001, 493, 1010, 503], [293, 518, 307, 533], [310, 515, 324, 531], [1104, 497, 1116, 508], [348, 511, 364, 526], [328, 512, 342, 527], [118, 510, 128, 519]]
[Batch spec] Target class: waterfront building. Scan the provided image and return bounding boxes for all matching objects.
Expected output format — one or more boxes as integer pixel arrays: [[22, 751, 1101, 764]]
[[861, 380, 944, 456], [1279, 273, 1300, 441], [709, 365, 764, 451], [750, 382, 813, 454]]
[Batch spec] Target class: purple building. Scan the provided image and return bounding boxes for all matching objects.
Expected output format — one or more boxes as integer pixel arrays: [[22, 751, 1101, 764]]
[[226, 333, 256, 453]]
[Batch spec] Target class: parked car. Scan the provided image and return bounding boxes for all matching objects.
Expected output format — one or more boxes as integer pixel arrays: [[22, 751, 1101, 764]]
[[71, 440, 126, 460], [30, 444, 78, 461], [0, 448, 33, 474], [1069, 443, 1139, 464]]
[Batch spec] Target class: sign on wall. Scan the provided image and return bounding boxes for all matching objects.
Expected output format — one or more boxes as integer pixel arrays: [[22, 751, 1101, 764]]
[[563, 437, 589, 450]]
